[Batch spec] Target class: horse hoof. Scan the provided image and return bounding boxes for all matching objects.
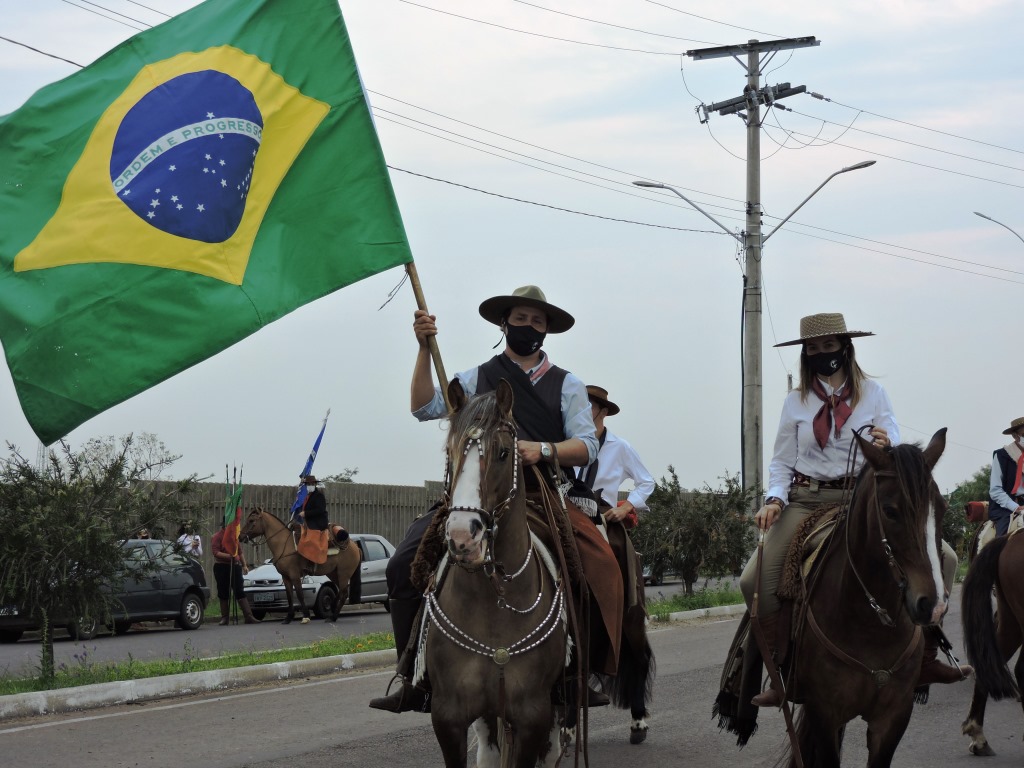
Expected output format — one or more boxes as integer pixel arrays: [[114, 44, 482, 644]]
[[629, 727, 648, 745], [282, 618, 292, 625], [301, 617, 310, 624], [969, 743, 995, 757]]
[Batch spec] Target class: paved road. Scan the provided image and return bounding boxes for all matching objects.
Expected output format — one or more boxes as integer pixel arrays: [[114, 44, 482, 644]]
[[0, 581, 699, 676], [3, 586, 1017, 768]]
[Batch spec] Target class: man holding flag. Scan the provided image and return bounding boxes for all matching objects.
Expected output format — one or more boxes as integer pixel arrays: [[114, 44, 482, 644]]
[[212, 480, 257, 625]]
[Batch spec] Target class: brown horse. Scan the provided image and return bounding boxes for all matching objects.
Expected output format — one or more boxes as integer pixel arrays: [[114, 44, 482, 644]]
[[424, 380, 570, 768], [960, 530, 1024, 755], [779, 429, 949, 767], [239, 508, 361, 624]]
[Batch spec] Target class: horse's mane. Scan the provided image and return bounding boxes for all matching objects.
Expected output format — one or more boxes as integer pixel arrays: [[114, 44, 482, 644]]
[[852, 440, 935, 508], [445, 390, 509, 456]]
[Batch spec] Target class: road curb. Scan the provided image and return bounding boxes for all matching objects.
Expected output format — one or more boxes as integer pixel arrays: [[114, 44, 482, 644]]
[[0, 605, 748, 722], [0, 648, 397, 721]]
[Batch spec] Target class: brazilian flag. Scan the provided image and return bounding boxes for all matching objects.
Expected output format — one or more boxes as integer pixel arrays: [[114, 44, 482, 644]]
[[0, 0, 413, 444]]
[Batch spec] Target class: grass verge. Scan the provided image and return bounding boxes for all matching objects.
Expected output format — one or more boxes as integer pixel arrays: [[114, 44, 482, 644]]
[[646, 583, 744, 620], [0, 631, 395, 696]]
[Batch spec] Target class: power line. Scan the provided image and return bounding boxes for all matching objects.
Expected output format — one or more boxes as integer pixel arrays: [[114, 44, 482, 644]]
[[396, 0, 681, 55], [74, 0, 153, 26], [640, 0, 785, 38], [122, 0, 172, 18], [815, 93, 1024, 157], [56, 0, 147, 31], [368, 89, 745, 204], [508, 0, 721, 44], [0, 35, 83, 68], [388, 165, 730, 235]]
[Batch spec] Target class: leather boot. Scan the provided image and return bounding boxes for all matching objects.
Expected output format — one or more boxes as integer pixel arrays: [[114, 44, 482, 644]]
[[218, 599, 230, 626], [368, 597, 431, 713], [750, 614, 784, 708], [238, 597, 258, 625], [918, 627, 972, 686]]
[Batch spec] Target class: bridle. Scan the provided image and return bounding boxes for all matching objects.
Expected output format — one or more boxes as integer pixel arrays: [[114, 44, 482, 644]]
[[442, 418, 532, 589]]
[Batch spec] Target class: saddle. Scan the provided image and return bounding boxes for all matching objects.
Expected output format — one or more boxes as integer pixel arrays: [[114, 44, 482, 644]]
[[975, 511, 1024, 558], [296, 524, 350, 566]]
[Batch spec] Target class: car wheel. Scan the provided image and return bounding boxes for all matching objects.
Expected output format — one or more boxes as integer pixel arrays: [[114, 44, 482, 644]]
[[250, 609, 266, 621], [0, 629, 23, 643], [313, 586, 337, 619], [68, 617, 98, 641], [112, 620, 132, 636], [176, 594, 204, 630]]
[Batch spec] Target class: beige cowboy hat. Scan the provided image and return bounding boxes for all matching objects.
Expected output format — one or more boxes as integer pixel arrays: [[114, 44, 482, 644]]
[[774, 312, 875, 347], [478, 285, 575, 334], [586, 385, 620, 416], [1002, 417, 1024, 435]]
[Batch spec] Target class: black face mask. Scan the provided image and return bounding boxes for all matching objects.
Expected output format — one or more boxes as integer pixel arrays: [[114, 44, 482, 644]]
[[806, 348, 846, 377], [504, 322, 546, 356]]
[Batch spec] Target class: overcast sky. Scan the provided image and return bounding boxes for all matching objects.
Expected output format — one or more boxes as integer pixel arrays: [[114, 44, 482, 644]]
[[1, 0, 1020, 497]]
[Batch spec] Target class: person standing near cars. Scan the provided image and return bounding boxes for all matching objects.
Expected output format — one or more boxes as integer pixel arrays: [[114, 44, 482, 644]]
[[211, 521, 257, 625], [176, 523, 202, 556]]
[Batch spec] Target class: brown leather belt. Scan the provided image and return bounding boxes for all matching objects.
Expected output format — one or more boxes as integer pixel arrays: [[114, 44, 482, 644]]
[[792, 472, 854, 490]]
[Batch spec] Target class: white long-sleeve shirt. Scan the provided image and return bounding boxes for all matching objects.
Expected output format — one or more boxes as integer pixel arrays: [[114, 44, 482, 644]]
[[766, 377, 900, 506], [580, 428, 656, 511], [989, 446, 1024, 513]]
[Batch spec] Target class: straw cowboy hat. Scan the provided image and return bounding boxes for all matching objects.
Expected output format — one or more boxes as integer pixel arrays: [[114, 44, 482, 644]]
[[303, 475, 319, 485], [1002, 417, 1024, 435], [586, 385, 620, 416], [774, 312, 875, 347], [478, 285, 575, 334]]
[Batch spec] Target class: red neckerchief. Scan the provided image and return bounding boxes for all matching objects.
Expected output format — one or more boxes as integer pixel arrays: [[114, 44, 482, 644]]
[[811, 377, 852, 449]]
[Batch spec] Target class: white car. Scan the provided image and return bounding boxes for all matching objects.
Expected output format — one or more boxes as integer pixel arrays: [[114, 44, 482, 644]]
[[243, 533, 394, 620]]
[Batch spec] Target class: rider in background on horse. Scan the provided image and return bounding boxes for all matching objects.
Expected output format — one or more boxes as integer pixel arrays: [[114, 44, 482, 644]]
[[739, 312, 970, 708], [369, 284, 623, 714], [988, 417, 1024, 536], [578, 384, 655, 526]]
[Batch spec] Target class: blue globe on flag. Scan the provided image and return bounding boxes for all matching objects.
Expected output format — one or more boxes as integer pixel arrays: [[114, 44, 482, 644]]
[[109, 70, 264, 243]]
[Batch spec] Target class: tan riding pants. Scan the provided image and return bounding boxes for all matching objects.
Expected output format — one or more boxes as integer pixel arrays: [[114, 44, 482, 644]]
[[739, 485, 957, 617]]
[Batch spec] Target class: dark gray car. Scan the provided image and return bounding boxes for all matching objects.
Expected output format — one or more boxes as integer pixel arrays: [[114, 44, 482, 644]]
[[0, 538, 211, 643]]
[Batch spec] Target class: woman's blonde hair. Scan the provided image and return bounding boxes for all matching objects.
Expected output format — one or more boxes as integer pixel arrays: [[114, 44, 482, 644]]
[[798, 336, 870, 408]]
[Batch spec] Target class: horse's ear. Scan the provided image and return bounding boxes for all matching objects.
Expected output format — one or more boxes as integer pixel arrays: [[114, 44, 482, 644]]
[[922, 427, 947, 470], [448, 378, 467, 412], [496, 379, 514, 419], [855, 430, 889, 469]]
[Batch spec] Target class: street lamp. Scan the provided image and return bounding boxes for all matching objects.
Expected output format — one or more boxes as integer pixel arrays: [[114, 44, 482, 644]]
[[974, 211, 1024, 247], [632, 159, 876, 498]]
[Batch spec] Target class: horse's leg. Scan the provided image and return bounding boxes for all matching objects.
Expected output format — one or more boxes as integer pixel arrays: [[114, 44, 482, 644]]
[[282, 575, 295, 624], [794, 707, 842, 768], [471, 718, 501, 768], [865, 701, 913, 768], [962, 682, 994, 756], [289, 573, 311, 624], [510, 704, 558, 768], [432, 713, 469, 768]]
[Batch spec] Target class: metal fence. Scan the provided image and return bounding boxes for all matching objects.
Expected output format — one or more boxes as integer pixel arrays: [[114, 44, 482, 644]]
[[149, 480, 444, 577]]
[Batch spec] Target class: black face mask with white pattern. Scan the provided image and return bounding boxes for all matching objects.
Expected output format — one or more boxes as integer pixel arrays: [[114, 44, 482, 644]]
[[807, 349, 846, 377], [504, 322, 545, 356]]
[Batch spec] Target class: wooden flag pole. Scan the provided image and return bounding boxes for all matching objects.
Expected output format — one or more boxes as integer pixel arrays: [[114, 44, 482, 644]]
[[405, 262, 452, 413]]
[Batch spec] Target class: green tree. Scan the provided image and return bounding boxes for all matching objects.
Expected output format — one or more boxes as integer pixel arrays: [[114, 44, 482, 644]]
[[633, 468, 757, 595], [0, 436, 196, 682], [320, 467, 358, 484], [945, 464, 991, 562]]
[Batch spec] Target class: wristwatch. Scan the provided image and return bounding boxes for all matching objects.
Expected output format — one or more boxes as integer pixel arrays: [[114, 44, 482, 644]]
[[540, 442, 552, 460], [765, 496, 785, 510]]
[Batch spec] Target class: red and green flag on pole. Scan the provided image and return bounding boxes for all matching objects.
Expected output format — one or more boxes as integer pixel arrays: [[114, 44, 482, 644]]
[[0, 0, 413, 444]]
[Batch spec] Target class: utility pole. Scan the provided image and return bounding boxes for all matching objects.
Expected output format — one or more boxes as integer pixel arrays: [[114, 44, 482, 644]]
[[686, 36, 818, 502]]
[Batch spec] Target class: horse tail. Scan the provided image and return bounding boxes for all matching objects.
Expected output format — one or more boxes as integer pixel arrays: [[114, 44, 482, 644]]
[[962, 534, 1018, 701], [781, 706, 833, 768], [604, 606, 655, 716]]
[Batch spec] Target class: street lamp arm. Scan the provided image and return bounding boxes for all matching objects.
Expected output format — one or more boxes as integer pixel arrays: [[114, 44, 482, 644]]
[[633, 181, 742, 242], [974, 211, 1024, 247], [763, 160, 876, 243]]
